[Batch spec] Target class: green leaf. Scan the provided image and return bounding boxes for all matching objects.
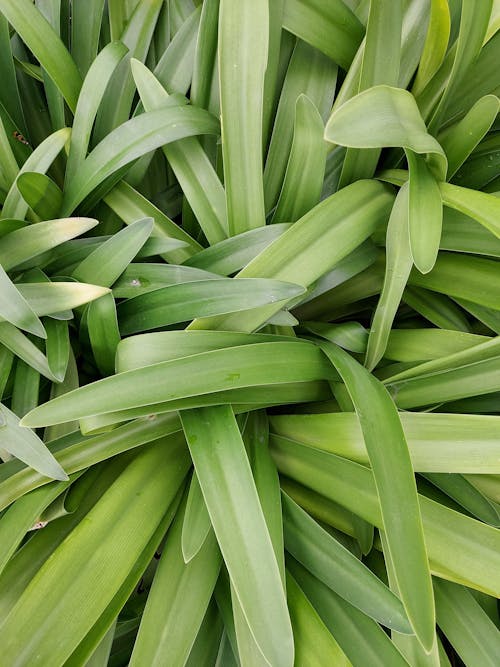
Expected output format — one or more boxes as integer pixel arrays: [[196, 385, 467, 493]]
[[44, 317, 69, 383], [2, 127, 70, 220], [318, 341, 435, 650], [131, 58, 228, 244], [0, 0, 82, 111], [272, 95, 326, 224], [87, 294, 121, 377], [339, 0, 403, 187], [185, 224, 291, 275], [423, 473, 500, 525], [181, 405, 294, 667], [0, 438, 190, 665], [152, 5, 201, 96], [16, 172, 63, 220], [434, 579, 500, 667], [270, 437, 500, 597], [0, 322, 56, 380], [16, 282, 110, 317], [288, 557, 409, 667], [0, 265, 45, 338], [264, 38, 337, 213], [427, 0, 493, 133], [408, 252, 500, 310], [112, 263, 222, 299], [129, 492, 221, 666], [21, 341, 332, 427], [365, 184, 412, 370], [282, 0, 364, 70], [190, 180, 394, 332], [115, 331, 298, 371], [61, 106, 220, 216], [104, 181, 202, 263], [0, 402, 67, 480], [440, 95, 500, 178], [325, 85, 447, 179], [270, 411, 500, 474], [219, 0, 268, 235], [117, 278, 305, 334], [282, 493, 411, 633], [70, 0, 105, 77], [93, 0, 164, 137], [181, 472, 212, 562], [406, 151, 443, 273], [72, 218, 152, 287], [286, 572, 350, 667], [439, 182, 500, 238], [412, 0, 450, 96], [65, 41, 129, 187], [0, 217, 97, 271]]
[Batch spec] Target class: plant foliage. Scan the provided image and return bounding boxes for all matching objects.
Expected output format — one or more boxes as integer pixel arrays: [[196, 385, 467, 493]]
[[0, 0, 499, 665]]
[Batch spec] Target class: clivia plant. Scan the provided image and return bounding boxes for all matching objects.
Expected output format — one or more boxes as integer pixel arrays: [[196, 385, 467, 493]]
[[0, 0, 499, 665]]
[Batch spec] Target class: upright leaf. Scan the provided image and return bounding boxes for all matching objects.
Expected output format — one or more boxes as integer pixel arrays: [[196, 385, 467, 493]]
[[218, 0, 268, 235]]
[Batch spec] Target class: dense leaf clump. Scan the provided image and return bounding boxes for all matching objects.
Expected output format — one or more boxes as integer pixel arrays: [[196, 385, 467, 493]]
[[0, 0, 499, 665]]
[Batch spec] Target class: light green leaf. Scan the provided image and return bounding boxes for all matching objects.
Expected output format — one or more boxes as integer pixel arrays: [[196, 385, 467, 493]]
[[412, 0, 450, 96], [434, 579, 500, 667], [182, 472, 212, 562], [15, 282, 110, 317], [93, 0, 164, 137], [270, 411, 500, 474], [439, 182, 500, 238], [129, 492, 221, 666], [282, 0, 364, 70], [72, 218, 152, 287], [0, 265, 45, 338], [286, 572, 350, 667], [408, 252, 500, 310], [365, 184, 412, 370], [153, 5, 201, 95], [0, 438, 190, 665], [407, 151, 443, 273], [219, 0, 268, 235], [117, 278, 305, 334], [0, 402, 67, 480], [65, 41, 129, 187], [325, 85, 447, 179], [427, 0, 493, 133], [318, 341, 435, 650], [288, 557, 409, 667], [0, 322, 55, 380], [21, 341, 331, 427], [264, 39, 337, 213], [272, 95, 326, 224], [339, 0, 403, 187], [87, 294, 121, 377], [282, 493, 411, 633], [104, 181, 202, 263], [44, 317, 69, 383], [270, 437, 500, 597], [16, 172, 62, 220], [190, 180, 394, 332], [185, 224, 291, 275], [70, 0, 106, 77], [0, 217, 97, 271], [112, 263, 222, 299], [181, 405, 294, 667], [440, 95, 500, 178]]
